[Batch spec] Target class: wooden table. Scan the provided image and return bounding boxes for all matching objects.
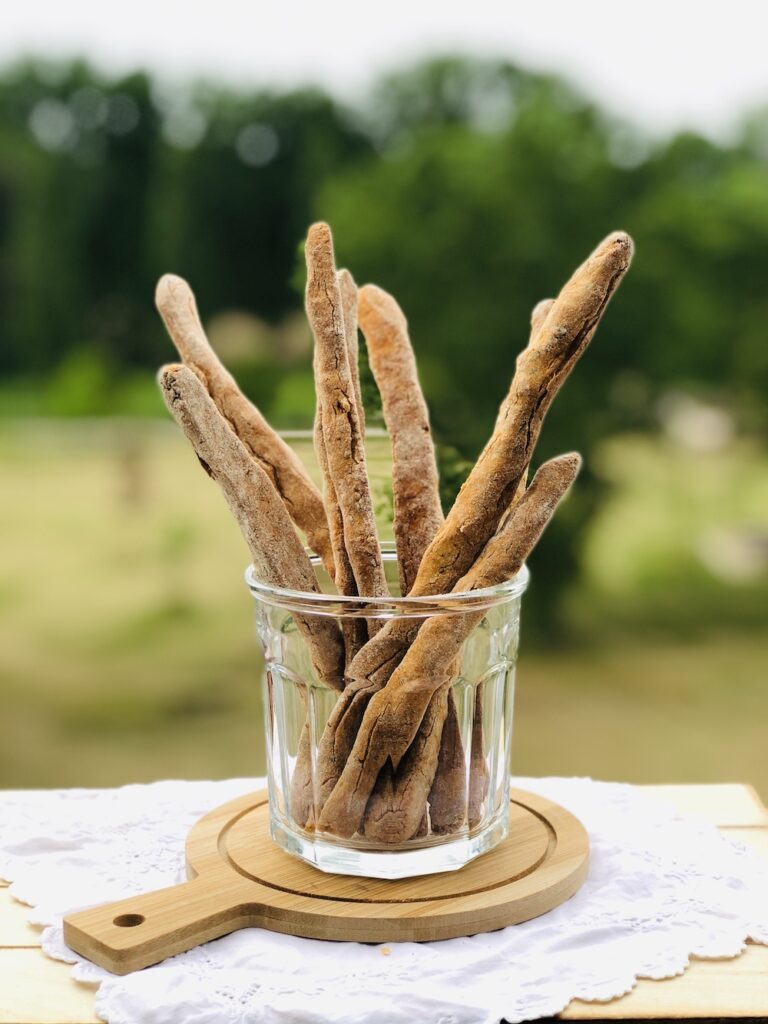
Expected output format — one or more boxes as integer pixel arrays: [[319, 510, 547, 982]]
[[1, 784, 767, 1023]]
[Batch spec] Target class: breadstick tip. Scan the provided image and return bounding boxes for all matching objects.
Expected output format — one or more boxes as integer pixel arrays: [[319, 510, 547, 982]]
[[154, 273, 192, 313], [306, 221, 333, 251], [358, 283, 407, 329], [157, 361, 193, 398], [305, 223, 337, 288], [595, 230, 634, 268], [558, 450, 582, 474], [531, 298, 554, 326], [537, 451, 582, 489]]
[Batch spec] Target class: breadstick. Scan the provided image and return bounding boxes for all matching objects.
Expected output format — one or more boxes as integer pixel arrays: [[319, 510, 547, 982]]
[[409, 231, 632, 598], [466, 295, 556, 829], [362, 687, 449, 843], [339, 270, 365, 433], [358, 284, 443, 595], [319, 452, 582, 838], [158, 364, 344, 690], [155, 275, 334, 578], [356, 282, 448, 829], [309, 232, 632, 824], [290, 252, 377, 820], [431, 296, 555, 836], [467, 684, 490, 828], [304, 622, 410, 809], [322, 233, 630, 705], [315, 269, 364, 602], [305, 223, 388, 608], [493, 298, 555, 435], [530, 297, 555, 339], [426, 690, 467, 834]]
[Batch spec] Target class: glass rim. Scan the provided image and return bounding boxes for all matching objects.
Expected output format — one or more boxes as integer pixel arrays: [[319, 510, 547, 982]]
[[244, 543, 529, 618]]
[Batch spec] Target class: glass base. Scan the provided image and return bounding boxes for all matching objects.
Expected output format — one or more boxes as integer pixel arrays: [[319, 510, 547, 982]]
[[270, 811, 509, 879]]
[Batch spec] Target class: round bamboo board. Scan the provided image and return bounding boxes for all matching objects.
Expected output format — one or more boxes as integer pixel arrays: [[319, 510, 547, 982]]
[[63, 788, 589, 975]]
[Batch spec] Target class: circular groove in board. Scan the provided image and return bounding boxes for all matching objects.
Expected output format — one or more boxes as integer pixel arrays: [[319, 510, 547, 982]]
[[185, 787, 590, 938], [62, 788, 590, 975], [219, 797, 554, 903]]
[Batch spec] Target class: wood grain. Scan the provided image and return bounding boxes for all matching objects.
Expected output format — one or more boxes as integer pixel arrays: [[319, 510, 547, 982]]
[[0, 950, 100, 1024], [563, 945, 768, 1020], [2, 784, 766, 1022], [62, 788, 589, 974]]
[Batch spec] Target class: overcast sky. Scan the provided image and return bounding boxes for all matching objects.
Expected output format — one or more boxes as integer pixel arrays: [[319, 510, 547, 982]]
[[3, 2, 767, 139]]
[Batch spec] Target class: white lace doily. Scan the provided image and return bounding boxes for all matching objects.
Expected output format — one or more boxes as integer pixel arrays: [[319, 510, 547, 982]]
[[1, 776, 766, 1024]]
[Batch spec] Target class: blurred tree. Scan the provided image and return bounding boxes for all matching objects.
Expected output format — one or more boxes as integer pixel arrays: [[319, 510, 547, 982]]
[[1, 55, 766, 635], [317, 57, 768, 632], [0, 61, 372, 378]]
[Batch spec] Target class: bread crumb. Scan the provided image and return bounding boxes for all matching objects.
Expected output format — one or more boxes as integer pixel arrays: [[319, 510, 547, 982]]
[[380, 946, 391, 956]]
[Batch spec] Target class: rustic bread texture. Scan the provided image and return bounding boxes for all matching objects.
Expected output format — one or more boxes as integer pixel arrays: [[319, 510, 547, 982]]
[[358, 283, 443, 596], [305, 224, 388, 608], [159, 366, 342, 688], [465, 295, 557, 829], [408, 232, 632, 600], [158, 364, 346, 829], [158, 364, 344, 690], [306, 233, 632, 830], [339, 269, 366, 433], [362, 687, 449, 843], [318, 453, 582, 839], [155, 275, 333, 577], [430, 295, 557, 836], [311, 267, 370, 670], [290, 268, 368, 821], [426, 689, 467, 834]]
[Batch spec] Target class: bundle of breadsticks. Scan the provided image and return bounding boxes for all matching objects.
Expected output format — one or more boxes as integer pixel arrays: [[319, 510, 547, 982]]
[[156, 222, 633, 844]]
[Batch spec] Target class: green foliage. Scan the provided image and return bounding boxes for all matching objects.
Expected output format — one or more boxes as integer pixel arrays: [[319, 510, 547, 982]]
[[1, 55, 767, 634]]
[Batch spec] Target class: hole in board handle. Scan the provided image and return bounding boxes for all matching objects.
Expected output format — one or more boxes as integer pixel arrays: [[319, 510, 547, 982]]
[[113, 913, 145, 927]]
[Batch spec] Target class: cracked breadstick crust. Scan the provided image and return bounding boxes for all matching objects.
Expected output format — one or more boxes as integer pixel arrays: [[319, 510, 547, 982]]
[[289, 251, 378, 820], [432, 296, 556, 836], [317, 452, 582, 839], [312, 268, 368, 665], [158, 363, 344, 690], [305, 223, 388, 606], [408, 231, 632, 600], [339, 269, 365, 433], [311, 620, 414, 806], [425, 689, 467, 834], [457, 294, 558, 829], [493, 299, 554, 437], [362, 687, 449, 843], [358, 283, 444, 596], [155, 274, 334, 579], [306, 232, 631, 830]]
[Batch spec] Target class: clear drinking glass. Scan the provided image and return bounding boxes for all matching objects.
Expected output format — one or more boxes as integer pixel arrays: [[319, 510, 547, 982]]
[[246, 546, 529, 879]]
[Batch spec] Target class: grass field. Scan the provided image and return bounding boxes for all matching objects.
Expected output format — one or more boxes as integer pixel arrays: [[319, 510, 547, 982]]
[[1, 419, 765, 795]]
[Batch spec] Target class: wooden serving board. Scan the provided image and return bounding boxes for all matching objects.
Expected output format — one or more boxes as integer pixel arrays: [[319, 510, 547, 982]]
[[62, 787, 589, 975]]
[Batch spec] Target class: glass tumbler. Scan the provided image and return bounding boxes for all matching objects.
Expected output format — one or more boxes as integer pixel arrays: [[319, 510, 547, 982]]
[[246, 546, 529, 879]]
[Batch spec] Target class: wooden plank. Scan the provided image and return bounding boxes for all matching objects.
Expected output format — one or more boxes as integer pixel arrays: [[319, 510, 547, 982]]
[[642, 783, 768, 826], [0, 890, 40, 947], [562, 944, 768, 1019], [561, 802, 768, 1021], [0, 950, 99, 1024], [0, 784, 766, 1023]]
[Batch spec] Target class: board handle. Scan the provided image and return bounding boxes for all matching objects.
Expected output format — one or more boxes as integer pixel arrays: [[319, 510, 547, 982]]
[[63, 874, 254, 975]]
